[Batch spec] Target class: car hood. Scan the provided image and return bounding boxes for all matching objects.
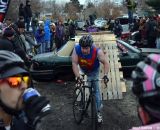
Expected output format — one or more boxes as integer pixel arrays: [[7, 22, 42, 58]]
[[32, 52, 55, 62]]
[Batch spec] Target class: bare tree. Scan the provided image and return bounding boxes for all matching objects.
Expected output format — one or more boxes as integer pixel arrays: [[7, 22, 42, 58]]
[[6, 0, 42, 21]]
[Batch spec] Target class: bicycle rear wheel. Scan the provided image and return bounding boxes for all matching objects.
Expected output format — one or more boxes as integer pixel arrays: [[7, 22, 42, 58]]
[[73, 87, 85, 124], [91, 95, 98, 130]]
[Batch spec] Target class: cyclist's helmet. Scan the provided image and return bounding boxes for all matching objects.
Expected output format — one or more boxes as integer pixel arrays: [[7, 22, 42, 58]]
[[79, 35, 93, 47], [0, 50, 28, 79], [132, 54, 160, 121]]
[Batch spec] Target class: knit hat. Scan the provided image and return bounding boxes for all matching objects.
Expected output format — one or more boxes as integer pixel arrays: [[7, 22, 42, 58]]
[[3, 27, 14, 37]]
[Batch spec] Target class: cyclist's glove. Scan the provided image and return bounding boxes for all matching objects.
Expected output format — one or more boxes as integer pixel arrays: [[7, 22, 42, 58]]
[[103, 74, 109, 85], [24, 96, 51, 127], [76, 76, 83, 85]]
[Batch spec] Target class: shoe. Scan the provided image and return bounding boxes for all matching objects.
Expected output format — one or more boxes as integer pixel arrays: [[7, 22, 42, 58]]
[[97, 112, 103, 124]]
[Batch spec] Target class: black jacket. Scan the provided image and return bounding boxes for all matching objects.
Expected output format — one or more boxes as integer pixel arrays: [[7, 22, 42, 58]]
[[24, 5, 32, 18], [0, 38, 15, 52]]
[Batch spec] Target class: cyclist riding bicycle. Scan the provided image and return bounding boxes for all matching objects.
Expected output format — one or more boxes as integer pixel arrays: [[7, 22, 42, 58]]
[[0, 50, 51, 130], [72, 35, 109, 123], [130, 54, 160, 129]]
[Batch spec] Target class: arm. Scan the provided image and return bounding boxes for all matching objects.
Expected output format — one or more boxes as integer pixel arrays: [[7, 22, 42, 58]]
[[97, 49, 109, 75], [72, 48, 80, 78]]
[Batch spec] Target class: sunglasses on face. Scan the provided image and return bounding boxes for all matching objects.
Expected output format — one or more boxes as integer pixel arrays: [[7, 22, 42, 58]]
[[0, 76, 30, 88]]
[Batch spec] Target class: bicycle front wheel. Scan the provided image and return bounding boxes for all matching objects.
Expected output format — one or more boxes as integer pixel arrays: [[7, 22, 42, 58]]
[[73, 87, 85, 124], [91, 95, 98, 130]]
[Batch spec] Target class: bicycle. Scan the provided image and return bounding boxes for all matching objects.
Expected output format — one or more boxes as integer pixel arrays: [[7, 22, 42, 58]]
[[73, 75, 107, 130]]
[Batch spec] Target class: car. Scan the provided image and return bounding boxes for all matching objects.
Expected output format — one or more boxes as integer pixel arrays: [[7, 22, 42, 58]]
[[75, 20, 85, 30], [94, 18, 107, 30], [30, 41, 75, 81], [117, 39, 160, 77], [30, 38, 160, 81]]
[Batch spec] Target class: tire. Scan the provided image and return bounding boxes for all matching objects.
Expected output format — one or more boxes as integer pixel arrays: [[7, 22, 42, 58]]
[[73, 87, 85, 124], [91, 95, 98, 130]]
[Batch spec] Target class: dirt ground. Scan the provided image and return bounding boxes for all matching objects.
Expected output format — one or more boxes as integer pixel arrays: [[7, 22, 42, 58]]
[[34, 79, 141, 130]]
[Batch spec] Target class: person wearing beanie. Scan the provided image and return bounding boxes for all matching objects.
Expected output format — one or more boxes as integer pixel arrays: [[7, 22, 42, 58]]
[[0, 27, 15, 52], [0, 27, 29, 66]]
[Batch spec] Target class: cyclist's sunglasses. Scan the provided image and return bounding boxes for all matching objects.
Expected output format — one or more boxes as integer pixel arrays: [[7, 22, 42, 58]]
[[0, 76, 30, 88]]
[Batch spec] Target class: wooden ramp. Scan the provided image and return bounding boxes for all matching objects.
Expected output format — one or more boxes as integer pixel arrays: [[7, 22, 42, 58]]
[[98, 43, 126, 100], [75, 33, 126, 100]]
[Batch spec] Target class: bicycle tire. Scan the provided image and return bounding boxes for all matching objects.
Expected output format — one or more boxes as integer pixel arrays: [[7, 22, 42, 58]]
[[73, 87, 85, 124], [91, 95, 98, 130]]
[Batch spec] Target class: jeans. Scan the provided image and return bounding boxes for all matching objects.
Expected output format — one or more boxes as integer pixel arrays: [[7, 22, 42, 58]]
[[86, 68, 102, 112], [44, 41, 50, 52], [25, 17, 31, 31], [128, 10, 133, 24]]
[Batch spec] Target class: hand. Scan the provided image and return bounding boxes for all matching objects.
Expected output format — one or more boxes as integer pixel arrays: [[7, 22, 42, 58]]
[[76, 76, 83, 84], [24, 96, 51, 126], [103, 74, 109, 85]]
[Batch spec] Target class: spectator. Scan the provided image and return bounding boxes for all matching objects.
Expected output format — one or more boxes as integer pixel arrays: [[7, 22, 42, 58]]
[[55, 19, 65, 50], [69, 21, 76, 39], [24, 0, 32, 31], [44, 19, 51, 52], [1, 27, 28, 64], [146, 16, 157, 48], [0, 27, 15, 52], [113, 19, 123, 38], [125, 0, 137, 25], [35, 24, 45, 53], [31, 14, 38, 35], [50, 23, 56, 51], [130, 54, 160, 129], [2, 18, 12, 30], [18, 3, 26, 19]]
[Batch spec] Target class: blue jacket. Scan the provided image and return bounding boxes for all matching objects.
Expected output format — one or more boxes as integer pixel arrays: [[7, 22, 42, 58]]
[[44, 19, 51, 41], [35, 28, 45, 43]]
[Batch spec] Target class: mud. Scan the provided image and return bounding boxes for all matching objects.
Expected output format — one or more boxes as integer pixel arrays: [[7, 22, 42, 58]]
[[34, 80, 141, 130]]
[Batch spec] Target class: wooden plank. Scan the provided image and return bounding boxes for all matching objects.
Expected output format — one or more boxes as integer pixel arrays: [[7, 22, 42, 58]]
[[105, 44, 115, 99], [112, 49, 123, 99], [121, 82, 127, 92], [108, 44, 119, 99]]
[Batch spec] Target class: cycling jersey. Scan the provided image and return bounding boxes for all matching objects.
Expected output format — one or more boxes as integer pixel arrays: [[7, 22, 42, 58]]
[[75, 44, 100, 73]]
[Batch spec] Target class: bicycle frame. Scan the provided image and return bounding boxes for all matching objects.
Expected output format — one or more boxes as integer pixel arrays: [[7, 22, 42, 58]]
[[73, 78, 105, 130]]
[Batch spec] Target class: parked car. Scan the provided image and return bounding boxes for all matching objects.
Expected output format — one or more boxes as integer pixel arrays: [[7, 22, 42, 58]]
[[30, 39, 160, 81], [30, 41, 75, 81], [94, 18, 107, 30], [117, 39, 160, 77], [75, 20, 85, 30]]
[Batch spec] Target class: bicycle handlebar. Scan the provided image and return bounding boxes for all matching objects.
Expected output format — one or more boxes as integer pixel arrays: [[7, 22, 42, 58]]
[[76, 78, 108, 88]]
